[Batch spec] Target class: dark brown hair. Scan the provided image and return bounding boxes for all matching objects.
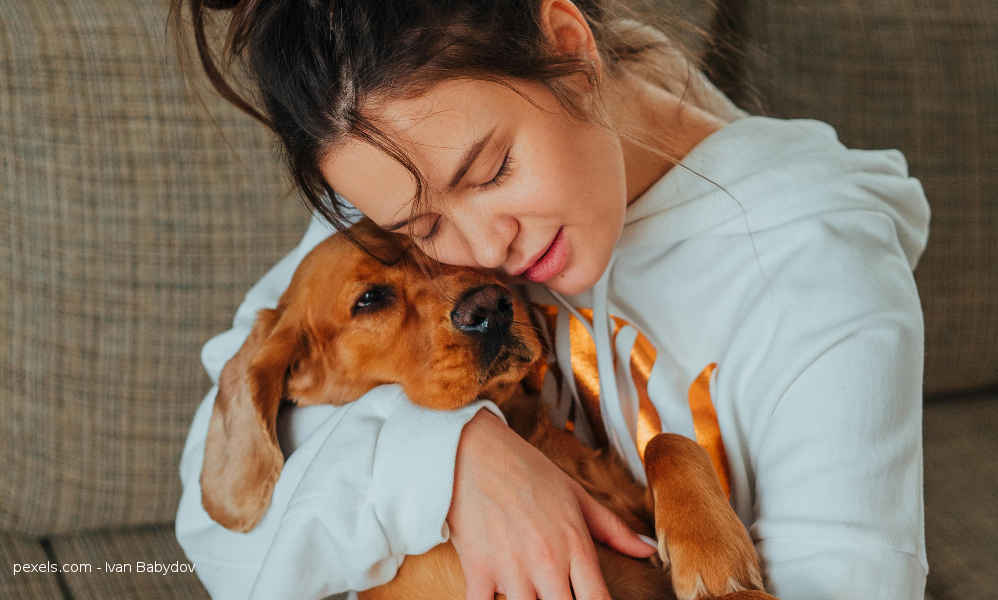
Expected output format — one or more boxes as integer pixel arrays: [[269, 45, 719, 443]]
[[168, 0, 746, 237]]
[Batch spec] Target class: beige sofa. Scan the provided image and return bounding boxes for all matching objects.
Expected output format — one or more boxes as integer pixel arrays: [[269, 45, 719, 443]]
[[2, 1, 995, 598]]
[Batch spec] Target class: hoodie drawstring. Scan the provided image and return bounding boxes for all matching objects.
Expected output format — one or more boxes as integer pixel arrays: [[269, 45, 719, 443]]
[[547, 255, 647, 483]]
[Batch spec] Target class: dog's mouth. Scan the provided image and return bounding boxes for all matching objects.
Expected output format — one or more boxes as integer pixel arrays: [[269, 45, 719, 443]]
[[480, 336, 536, 384]]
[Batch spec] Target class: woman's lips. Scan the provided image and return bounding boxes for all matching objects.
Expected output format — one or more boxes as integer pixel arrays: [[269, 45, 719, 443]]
[[523, 227, 569, 283]]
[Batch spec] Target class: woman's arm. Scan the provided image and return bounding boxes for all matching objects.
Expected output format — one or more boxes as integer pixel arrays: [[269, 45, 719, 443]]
[[175, 213, 503, 599], [743, 207, 929, 598]]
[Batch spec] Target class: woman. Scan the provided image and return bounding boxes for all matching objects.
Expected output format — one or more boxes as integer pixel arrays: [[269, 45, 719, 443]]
[[172, 1, 930, 598]]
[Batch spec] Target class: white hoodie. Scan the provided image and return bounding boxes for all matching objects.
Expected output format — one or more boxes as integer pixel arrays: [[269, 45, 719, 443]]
[[175, 115, 930, 600]]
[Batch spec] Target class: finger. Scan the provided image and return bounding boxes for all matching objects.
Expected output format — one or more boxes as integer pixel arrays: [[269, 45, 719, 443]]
[[532, 571, 573, 600], [501, 576, 536, 600], [529, 553, 574, 600], [575, 487, 657, 558], [567, 540, 612, 600], [464, 573, 495, 600]]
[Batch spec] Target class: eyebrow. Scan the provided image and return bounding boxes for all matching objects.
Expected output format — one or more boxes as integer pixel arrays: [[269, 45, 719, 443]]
[[383, 126, 497, 232]]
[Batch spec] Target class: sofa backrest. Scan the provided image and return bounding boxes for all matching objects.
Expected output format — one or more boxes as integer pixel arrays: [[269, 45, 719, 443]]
[[1, 0, 308, 535]]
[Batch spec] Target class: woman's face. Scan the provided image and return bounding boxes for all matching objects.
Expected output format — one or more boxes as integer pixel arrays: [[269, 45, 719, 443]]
[[319, 78, 628, 296]]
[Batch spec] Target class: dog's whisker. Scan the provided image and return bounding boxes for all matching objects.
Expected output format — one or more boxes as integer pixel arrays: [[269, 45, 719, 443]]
[[510, 319, 544, 337]]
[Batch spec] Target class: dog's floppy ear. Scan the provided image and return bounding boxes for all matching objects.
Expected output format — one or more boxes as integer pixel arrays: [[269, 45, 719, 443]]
[[200, 307, 301, 532]]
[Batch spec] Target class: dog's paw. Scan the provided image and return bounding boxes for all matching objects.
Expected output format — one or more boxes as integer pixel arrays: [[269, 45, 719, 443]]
[[655, 525, 764, 600]]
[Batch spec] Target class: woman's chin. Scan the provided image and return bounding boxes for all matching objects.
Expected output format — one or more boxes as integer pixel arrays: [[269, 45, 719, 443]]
[[543, 263, 605, 297]]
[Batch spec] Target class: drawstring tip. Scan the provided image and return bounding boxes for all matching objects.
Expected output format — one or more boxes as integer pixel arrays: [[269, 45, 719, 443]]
[[637, 534, 659, 551]]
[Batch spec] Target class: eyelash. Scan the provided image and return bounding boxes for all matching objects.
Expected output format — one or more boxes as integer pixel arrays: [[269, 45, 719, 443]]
[[417, 149, 515, 242], [480, 149, 515, 189], [418, 216, 441, 241]]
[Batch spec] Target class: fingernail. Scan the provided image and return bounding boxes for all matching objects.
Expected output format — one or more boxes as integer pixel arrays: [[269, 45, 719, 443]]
[[637, 534, 658, 550]]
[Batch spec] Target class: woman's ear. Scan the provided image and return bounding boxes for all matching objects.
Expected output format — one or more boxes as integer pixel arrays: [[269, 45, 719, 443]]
[[200, 307, 302, 532], [538, 0, 602, 70]]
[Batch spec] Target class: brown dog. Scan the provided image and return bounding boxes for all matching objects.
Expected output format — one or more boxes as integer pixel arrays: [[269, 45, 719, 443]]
[[200, 219, 776, 600]]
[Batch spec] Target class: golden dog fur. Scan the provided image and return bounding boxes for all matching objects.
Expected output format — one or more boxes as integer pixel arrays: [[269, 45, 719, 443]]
[[201, 219, 777, 600]]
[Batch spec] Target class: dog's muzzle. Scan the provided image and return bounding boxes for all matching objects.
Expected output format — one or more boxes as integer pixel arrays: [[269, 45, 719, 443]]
[[451, 284, 526, 377]]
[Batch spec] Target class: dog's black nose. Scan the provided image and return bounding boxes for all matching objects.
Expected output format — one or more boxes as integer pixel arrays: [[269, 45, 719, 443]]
[[451, 285, 513, 336]]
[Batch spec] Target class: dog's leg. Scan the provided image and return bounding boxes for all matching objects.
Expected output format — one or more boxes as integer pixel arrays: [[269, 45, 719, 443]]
[[643, 433, 768, 600]]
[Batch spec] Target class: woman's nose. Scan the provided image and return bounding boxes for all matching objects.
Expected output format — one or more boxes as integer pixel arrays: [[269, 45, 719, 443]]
[[456, 211, 519, 269]]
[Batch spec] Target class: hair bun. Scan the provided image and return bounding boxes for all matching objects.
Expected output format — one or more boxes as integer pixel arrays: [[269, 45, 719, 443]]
[[201, 0, 240, 10]]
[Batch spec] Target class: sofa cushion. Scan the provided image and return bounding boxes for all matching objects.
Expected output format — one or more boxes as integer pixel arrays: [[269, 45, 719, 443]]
[[47, 525, 208, 599], [746, 0, 998, 396], [0, 0, 309, 535], [923, 391, 998, 599], [0, 533, 65, 599]]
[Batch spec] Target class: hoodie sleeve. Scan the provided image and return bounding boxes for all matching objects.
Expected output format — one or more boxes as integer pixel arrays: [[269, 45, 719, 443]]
[[739, 204, 929, 598], [175, 213, 506, 599]]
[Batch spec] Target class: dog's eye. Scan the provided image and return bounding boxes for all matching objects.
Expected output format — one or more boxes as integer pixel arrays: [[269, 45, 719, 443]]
[[352, 285, 395, 315]]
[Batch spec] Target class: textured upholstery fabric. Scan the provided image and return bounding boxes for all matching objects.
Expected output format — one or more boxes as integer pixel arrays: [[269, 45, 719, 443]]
[[745, 0, 998, 396], [0, 0, 310, 535], [923, 391, 998, 599], [0, 534, 64, 599], [47, 526, 209, 599]]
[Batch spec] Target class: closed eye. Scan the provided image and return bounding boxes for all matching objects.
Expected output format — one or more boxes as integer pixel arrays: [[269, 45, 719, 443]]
[[417, 148, 515, 243], [416, 216, 441, 241], [479, 149, 514, 190]]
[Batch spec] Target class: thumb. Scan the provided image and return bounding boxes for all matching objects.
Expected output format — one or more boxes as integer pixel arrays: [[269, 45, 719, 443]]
[[574, 485, 658, 558]]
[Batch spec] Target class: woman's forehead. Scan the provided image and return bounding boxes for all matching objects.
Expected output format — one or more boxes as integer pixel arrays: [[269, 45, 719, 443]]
[[377, 79, 504, 138], [320, 79, 525, 218], [320, 135, 421, 221]]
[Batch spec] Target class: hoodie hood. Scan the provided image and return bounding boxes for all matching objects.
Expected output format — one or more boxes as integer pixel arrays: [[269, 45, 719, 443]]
[[620, 116, 930, 269]]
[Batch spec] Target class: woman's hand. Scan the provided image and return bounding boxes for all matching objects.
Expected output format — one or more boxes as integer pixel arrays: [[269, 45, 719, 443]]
[[447, 409, 657, 600]]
